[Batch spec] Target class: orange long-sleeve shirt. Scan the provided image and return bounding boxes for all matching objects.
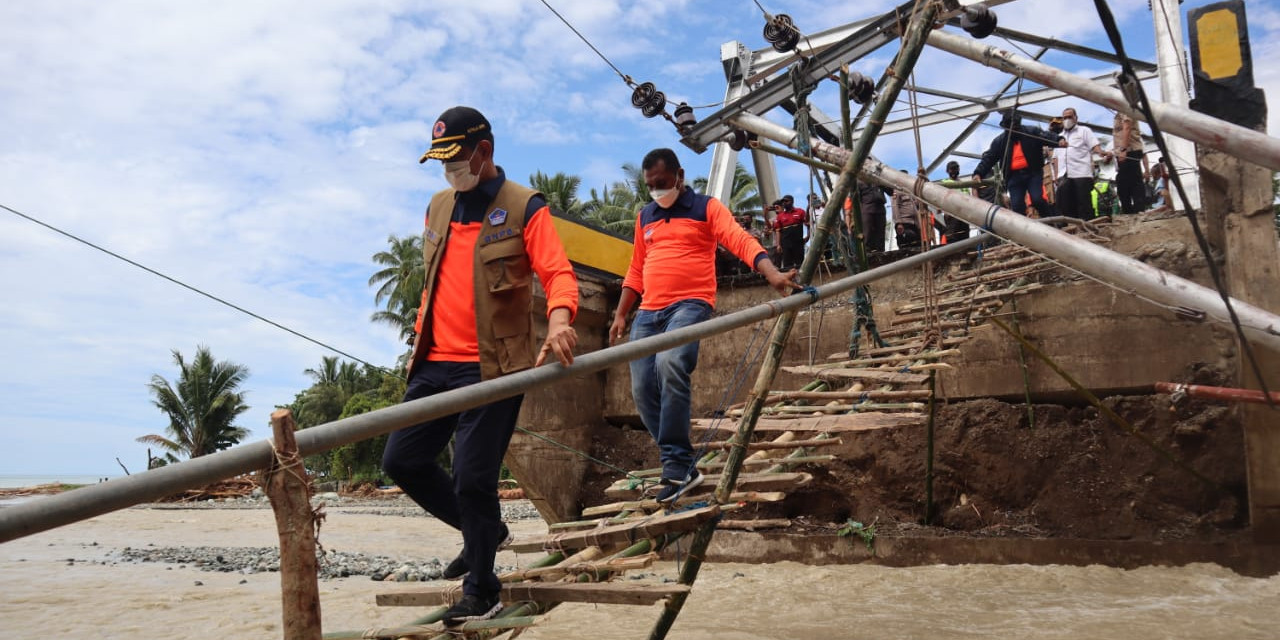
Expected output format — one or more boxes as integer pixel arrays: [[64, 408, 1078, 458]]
[[414, 171, 578, 362], [621, 188, 767, 311]]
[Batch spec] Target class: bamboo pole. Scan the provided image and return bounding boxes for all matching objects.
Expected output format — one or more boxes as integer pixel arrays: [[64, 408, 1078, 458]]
[[924, 373, 936, 525], [264, 409, 322, 640], [647, 5, 942, 639]]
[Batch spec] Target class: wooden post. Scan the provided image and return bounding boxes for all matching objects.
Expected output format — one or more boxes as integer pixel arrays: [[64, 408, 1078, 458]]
[[265, 409, 323, 640]]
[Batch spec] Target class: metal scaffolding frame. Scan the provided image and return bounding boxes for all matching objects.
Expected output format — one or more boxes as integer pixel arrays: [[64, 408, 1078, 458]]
[[687, 0, 1159, 204]]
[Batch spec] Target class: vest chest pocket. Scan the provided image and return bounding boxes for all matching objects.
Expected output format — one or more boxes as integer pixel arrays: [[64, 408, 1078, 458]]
[[478, 236, 531, 293]]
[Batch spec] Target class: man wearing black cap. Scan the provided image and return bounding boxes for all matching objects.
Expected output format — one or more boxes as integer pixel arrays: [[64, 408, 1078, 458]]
[[382, 105, 580, 625], [972, 109, 1054, 217], [937, 160, 972, 243]]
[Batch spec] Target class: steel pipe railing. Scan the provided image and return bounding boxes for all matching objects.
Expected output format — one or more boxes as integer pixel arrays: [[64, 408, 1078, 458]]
[[728, 112, 1280, 351], [0, 233, 987, 544]]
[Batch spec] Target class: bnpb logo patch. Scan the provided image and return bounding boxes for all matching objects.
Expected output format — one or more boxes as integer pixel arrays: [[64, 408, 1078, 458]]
[[432, 120, 447, 138]]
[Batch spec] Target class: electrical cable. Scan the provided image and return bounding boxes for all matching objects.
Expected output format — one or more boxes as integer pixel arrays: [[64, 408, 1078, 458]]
[[1092, 0, 1275, 409], [2, 202, 386, 371], [537, 0, 630, 84]]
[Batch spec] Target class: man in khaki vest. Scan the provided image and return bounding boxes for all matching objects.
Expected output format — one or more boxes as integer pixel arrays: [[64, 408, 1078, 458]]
[[382, 106, 579, 625]]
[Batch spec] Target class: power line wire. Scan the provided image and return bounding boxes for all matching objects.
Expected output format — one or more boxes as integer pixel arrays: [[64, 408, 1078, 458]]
[[537, 0, 631, 84], [2, 202, 385, 370]]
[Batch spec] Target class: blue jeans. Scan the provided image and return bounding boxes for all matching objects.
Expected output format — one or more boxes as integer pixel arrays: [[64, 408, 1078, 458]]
[[629, 299, 713, 480]]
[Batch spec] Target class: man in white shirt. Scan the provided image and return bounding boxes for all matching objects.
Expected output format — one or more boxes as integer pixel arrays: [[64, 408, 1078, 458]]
[[1058, 107, 1110, 219]]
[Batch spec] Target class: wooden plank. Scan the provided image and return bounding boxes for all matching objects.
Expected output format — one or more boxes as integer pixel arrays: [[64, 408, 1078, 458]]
[[605, 472, 812, 499], [626, 455, 837, 478], [580, 491, 782, 517], [377, 582, 689, 608], [509, 504, 720, 553], [758, 390, 931, 402], [344, 617, 539, 638], [693, 412, 925, 433], [811, 349, 961, 370], [787, 367, 929, 385], [702, 437, 844, 450]]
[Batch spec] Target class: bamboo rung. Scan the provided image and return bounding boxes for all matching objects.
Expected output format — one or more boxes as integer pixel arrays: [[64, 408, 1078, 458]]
[[509, 504, 721, 553], [894, 282, 1045, 314], [580, 492, 783, 518], [694, 413, 925, 433], [376, 582, 691, 607], [604, 472, 812, 499], [704, 437, 844, 450]]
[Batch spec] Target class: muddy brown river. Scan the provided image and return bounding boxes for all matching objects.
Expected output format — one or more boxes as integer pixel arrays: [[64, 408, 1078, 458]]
[[1, 506, 1275, 639]]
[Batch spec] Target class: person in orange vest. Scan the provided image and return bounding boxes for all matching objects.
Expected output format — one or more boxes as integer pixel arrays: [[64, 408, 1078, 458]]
[[972, 109, 1054, 217], [384, 106, 580, 626], [609, 148, 798, 505]]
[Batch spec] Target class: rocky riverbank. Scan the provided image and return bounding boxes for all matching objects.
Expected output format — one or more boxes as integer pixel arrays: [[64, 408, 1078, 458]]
[[74, 496, 545, 582]]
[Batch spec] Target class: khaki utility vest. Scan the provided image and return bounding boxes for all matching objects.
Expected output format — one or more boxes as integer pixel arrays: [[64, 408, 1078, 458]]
[[409, 181, 540, 381]]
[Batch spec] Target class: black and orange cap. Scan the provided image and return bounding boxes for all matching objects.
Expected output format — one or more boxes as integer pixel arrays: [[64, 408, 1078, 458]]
[[420, 106, 492, 163]]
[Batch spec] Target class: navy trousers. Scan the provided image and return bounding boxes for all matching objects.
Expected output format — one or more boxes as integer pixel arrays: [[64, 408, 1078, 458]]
[[382, 360, 522, 598]]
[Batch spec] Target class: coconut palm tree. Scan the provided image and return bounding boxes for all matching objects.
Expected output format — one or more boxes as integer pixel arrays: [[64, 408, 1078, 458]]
[[368, 234, 423, 309], [530, 171, 584, 218], [136, 346, 251, 461], [369, 234, 424, 343], [693, 162, 761, 214], [580, 183, 643, 235]]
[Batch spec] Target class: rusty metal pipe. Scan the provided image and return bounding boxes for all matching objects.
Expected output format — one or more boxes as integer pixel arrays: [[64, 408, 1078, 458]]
[[1155, 381, 1280, 406]]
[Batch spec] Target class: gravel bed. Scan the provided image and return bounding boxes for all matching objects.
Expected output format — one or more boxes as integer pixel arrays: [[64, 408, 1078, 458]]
[[138, 494, 544, 521], [115, 545, 519, 582]]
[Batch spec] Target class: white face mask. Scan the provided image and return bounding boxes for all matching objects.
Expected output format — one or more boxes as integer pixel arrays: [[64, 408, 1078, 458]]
[[444, 155, 484, 192], [1063, 117, 1077, 130], [651, 181, 682, 208]]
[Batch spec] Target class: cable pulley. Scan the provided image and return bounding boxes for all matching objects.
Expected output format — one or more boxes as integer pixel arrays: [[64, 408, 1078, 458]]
[[960, 5, 998, 38], [763, 13, 800, 53]]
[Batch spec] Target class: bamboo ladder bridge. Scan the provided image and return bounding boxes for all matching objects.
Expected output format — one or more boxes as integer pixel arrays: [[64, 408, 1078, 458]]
[[6, 3, 1280, 640]]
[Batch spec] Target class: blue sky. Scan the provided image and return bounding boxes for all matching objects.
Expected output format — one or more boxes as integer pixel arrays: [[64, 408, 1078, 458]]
[[2, 0, 1277, 476]]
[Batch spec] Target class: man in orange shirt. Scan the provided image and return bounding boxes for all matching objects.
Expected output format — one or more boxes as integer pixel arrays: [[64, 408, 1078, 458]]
[[609, 148, 798, 504], [382, 106, 579, 625]]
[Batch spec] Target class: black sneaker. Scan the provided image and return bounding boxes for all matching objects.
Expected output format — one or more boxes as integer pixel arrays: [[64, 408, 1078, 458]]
[[442, 593, 503, 625], [442, 523, 513, 580], [656, 469, 704, 504]]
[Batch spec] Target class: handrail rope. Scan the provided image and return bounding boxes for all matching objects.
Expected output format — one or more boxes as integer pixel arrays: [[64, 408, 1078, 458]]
[[1090, 0, 1274, 410]]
